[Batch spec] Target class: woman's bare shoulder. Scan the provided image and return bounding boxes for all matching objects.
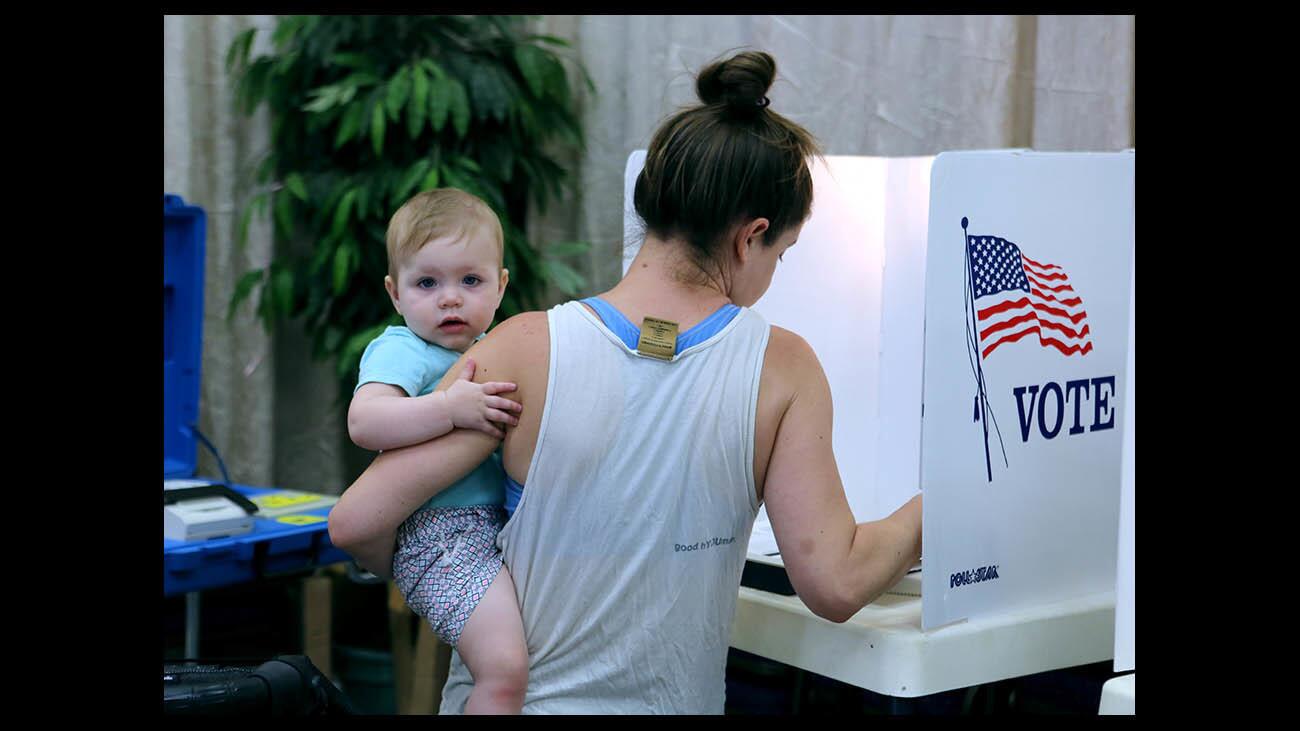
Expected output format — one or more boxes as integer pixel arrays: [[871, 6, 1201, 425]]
[[761, 323, 829, 400], [466, 310, 550, 382], [489, 310, 550, 341], [765, 324, 820, 371]]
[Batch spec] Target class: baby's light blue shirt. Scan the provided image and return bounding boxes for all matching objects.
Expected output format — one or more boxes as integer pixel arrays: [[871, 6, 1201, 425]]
[[356, 326, 505, 511]]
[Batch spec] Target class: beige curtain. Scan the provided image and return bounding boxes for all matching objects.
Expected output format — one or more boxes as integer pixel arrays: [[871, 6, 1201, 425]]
[[164, 14, 1134, 495], [532, 14, 1135, 292], [164, 14, 351, 493]]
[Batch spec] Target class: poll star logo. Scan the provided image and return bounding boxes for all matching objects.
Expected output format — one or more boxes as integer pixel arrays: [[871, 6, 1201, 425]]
[[961, 218, 1107, 482]]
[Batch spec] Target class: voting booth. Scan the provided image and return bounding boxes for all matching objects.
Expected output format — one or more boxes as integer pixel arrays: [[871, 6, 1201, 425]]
[[1115, 253, 1135, 673], [1101, 253, 1135, 714], [920, 151, 1134, 630], [622, 149, 1135, 637]]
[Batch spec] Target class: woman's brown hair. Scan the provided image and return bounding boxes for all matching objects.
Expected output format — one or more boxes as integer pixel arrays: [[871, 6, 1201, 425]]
[[633, 50, 821, 276]]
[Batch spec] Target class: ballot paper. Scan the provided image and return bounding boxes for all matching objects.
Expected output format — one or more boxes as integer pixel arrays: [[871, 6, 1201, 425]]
[[164, 478, 217, 490], [747, 507, 780, 557], [247, 489, 339, 517]]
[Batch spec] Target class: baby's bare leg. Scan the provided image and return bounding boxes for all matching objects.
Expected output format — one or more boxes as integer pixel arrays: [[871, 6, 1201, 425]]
[[458, 567, 528, 714]]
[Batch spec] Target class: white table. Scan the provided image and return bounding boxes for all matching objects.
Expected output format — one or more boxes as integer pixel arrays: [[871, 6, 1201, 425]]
[[730, 561, 1115, 698], [1099, 673, 1134, 714]]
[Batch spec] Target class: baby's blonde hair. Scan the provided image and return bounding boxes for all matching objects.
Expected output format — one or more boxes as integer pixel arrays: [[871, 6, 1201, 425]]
[[385, 188, 504, 278]]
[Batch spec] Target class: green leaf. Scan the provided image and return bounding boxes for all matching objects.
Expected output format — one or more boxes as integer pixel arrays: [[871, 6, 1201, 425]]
[[421, 58, 447, 81], [320, 178, 349, 228], [285, 172, 309, 201], [526, 34, 571, 47], [513, 45, 545, 98], [237, 201, 255, 249], [447, 78, 470, 139], [227, 268, 264, 320], [237, 191, 269, 249], [331, 52, 374, 70], [541, 54, 569, 102], [395, 158, 432, 201], [334, 102, 365, 149], [332, 188, 358, 238], [355, 185, 371, 221], [272, 267, 295, 318], [239, 59, 273, 114], [418, 165, 441, 192], [225, 27, 257, 74], [408, 65, 429, 139], [514, 102, 537, 139], [467, 64, 511, 122], [370, 103, 386, 155], [271, 16, 304, 47], [302, 85, 339, 113], [555, 112, 583, 148], [385, 66, 411, 122], [340, 71, 381, 88], [254, 153, 275, 184], [274, 190, 294, 239], [271, 48, 298, 76], [429, 76, 451, 132], [309, 237, 334, 276], [333, 243, 353, 295]]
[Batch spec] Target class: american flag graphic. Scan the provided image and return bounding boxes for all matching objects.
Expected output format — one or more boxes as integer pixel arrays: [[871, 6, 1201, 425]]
[[968, 234, 1092, 359]]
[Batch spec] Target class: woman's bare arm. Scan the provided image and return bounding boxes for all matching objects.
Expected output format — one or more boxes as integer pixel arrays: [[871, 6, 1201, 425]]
[[330, 374, 500, 578], [761, 327, 923, 622], [329, 311, 550, 577]]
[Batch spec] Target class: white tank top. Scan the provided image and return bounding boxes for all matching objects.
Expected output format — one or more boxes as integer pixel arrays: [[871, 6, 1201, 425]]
[[439, 299, 771, 714]]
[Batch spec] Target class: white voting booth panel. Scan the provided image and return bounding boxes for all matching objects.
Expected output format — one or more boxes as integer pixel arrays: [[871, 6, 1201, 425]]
[[1099, 674, 1135, 715], [1115, 252, 1135, 673], [622, 152, 932, 526], [920, 150, 1135, 631]]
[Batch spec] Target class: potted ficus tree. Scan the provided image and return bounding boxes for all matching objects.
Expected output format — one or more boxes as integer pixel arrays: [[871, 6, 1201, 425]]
[[226, 15, 593, 396]]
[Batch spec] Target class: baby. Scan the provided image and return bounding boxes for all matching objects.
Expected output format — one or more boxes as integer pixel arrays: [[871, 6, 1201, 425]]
[[347, 188, 527, 714]]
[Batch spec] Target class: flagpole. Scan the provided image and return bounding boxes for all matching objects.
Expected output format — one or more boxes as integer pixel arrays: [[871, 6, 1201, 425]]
[[963, 217, 994, 483]]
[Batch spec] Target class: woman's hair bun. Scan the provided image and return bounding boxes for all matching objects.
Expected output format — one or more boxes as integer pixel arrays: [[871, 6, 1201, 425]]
[[695, 51, 776, 114]]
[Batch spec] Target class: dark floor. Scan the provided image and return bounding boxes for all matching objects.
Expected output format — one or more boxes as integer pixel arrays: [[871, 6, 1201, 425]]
[[164, 573, 1124, 715]]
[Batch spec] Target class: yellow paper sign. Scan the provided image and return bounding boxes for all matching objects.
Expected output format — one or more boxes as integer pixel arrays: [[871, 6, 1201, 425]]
[[253, 493, 320, 509], [276, 514, 328, 526]]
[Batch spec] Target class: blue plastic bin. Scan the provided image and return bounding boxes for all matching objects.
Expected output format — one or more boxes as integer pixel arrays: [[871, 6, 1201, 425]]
[[164, 194, 206, 479], [163, 195, 348, 595]]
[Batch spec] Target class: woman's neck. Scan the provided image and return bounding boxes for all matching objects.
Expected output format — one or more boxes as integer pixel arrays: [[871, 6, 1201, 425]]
[[598, 236, 733, 329]]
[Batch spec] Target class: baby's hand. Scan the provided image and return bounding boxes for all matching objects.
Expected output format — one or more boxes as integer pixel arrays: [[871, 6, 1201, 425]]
[[445, 358, 522, 440]]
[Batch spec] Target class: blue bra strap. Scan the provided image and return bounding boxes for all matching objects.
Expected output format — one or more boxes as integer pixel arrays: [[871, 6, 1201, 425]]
[[579, 297, 740, 354]]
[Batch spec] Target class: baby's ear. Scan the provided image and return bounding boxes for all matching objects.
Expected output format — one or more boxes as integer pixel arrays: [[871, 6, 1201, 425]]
[[384, 275, 402, 314], [498, 268, 510, 293]]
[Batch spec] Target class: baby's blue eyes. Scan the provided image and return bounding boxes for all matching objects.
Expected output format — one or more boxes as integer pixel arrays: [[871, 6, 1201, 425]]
[[415, 275, 481, 288]]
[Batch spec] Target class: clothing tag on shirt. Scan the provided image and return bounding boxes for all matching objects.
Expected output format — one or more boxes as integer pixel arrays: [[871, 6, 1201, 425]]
[[636, 317, 678, 360]]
